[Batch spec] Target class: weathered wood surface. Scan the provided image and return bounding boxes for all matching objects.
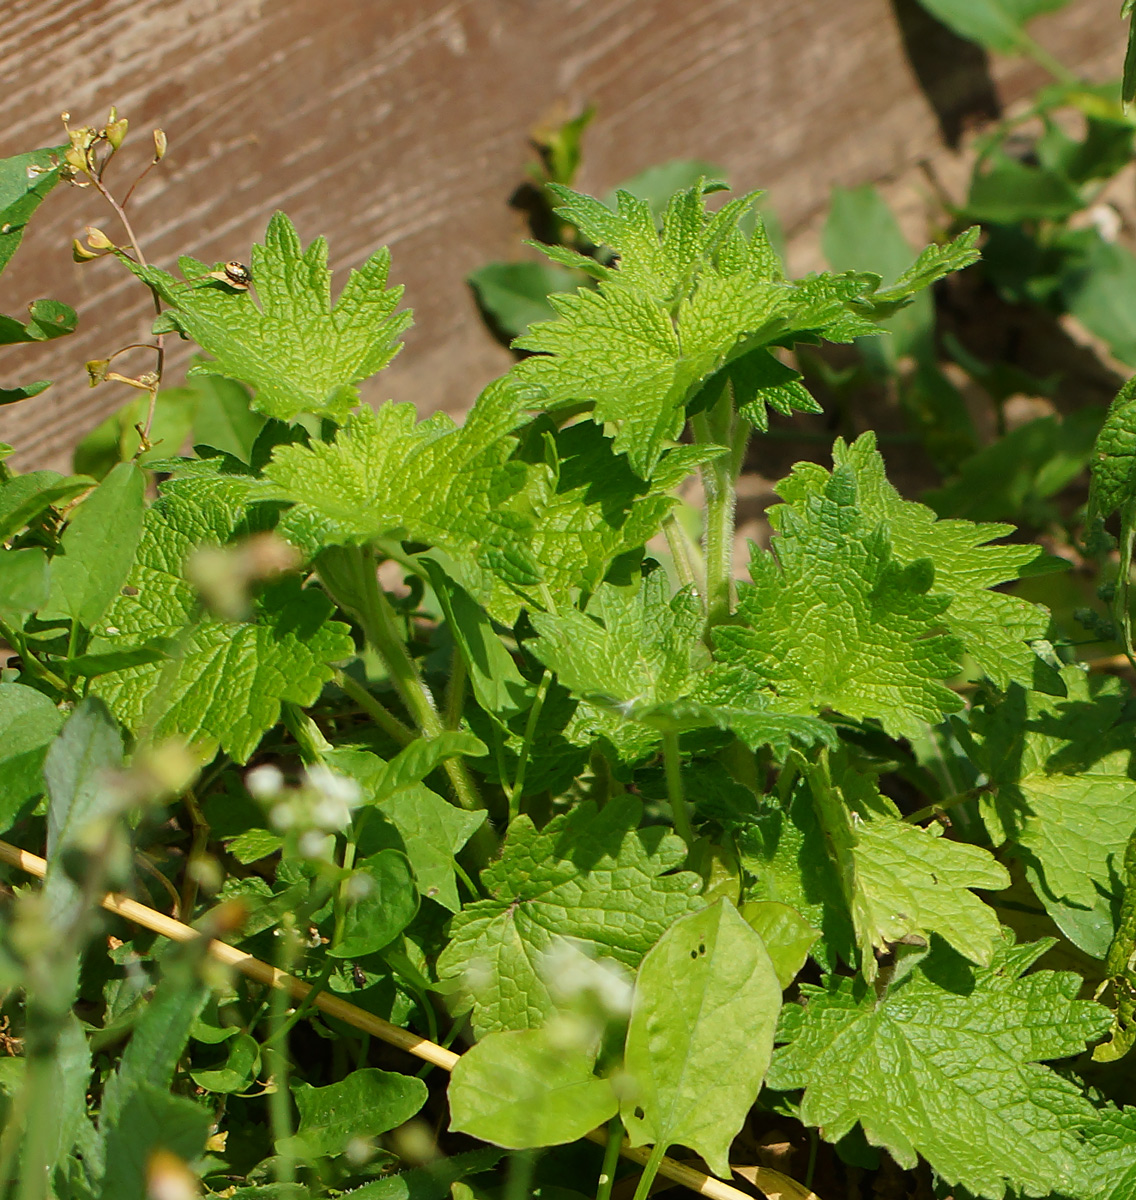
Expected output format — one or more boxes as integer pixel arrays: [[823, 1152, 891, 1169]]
[[0, 0, 1123, 470]]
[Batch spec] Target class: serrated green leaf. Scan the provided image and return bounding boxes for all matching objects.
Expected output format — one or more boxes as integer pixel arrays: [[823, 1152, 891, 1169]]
[[1090, 373, 1136, 523], [437, 795, 703, 1035], [767, 936, 1113, 1199], [41, 462, 145, 629], [277, 1069, 427, 1159], [129, 212, 411, 423], [806, 759, 1008, 978], [621, 900, 782, 1177], [0, 682, 64, 834], [448, 1025, 618, 1149], [713, 459, 963, 740], [970, 668, 1136, 957], [90, 490, 353, 762], [777, 433, 1049, 687]]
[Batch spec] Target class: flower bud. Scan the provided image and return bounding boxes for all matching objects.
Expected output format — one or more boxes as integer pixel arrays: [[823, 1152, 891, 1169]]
[[153, 129, 168, 162], [85, 226, 113, 250], [73, 239, 99, 262]]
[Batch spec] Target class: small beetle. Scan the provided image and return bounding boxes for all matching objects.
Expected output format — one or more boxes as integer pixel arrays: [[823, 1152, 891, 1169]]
[[201, 260, 252, 290]]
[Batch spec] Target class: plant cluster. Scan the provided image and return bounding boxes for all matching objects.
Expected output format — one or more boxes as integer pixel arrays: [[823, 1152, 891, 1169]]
[[1, 5, 1136, 1199]]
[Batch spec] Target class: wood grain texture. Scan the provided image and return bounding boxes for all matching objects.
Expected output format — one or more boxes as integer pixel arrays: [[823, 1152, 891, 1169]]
[[0, 0, 1123, 470]]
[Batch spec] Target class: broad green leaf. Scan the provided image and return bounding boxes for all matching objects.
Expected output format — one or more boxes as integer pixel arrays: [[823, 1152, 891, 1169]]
[[99, 1085, 212, 1200], [740, 901, 820, 989], [1089, 373, 1136, 522], [969, 669, 1136, 957], [914, 0, 1068, 52], [189, 374, 265, 462], [1062, 238, 1136, 367], [73, 386, 198, 479], [777, 433, 1050, 687], [0, 146, 66, 276], [448, 1026, 618, 1148], [26, 1013, 89, 1191], [263, 380, 533, 602], [767, 936, 1113, 1199], [621, 901, 782, 1178], [42, 461, 145, 629], [514, 182, 886, 475], [806, 759, 1008, 978], [101, 958, 210, 1126], [468, 261, 581, 340], [425, 562, 530, 719], [130, 211, 411, 422], [330, 849, 419, 958], [1126, 0, 1136, 108], [530, 572, 834, 755], [378, 785, 486, 912], [189, 1032, 260, 1093], [43, 698, 124, 926], [437, 795, 703, 1035], [0, 298, 78, 346], [927, 410, 1101, 526], [0, 682, 64, 833], [713, 458, 963, 740], [0, 471, 95, 543], [0, 380, 50, 406], [965, 155, 1083, 223], [0, 546, 49, 616], [277, 1069, 427, 1159], [91, 489, 353, 763]]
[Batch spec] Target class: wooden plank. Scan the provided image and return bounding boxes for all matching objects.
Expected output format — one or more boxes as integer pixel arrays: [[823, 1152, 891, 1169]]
[[0, 0, 1123, 470]]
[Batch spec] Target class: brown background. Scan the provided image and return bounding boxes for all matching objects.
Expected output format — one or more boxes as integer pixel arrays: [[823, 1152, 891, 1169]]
[[0, 0, 1124, 471]]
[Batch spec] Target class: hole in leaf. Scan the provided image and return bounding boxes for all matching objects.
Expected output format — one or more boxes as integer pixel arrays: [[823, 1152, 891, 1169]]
[[634, 1106, 645, 1120]]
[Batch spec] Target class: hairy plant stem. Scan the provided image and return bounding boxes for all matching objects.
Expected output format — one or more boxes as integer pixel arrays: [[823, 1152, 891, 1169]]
[[509, 667, 552, 819], [0, 619, 72, 695], [333, 670, 414, 747], [595, 1117, 624, 1200], [662, 513, 703, 596], [662, 731, 694, 849], [345, 545, 483, 814], [630, 1142, 668, 1200], [267, 915, 301, 1185], [693, 386, 749, 634]]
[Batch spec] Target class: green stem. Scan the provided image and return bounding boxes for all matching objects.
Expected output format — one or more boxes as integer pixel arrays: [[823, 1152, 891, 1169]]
[[281, 702, 330, 764], [0, 619, 71, 694], [346, 546, 484, 815], [266, 918, 299, 1185], [630, 1143, 668, 1200], [662, 732, 693, 849], [510, 668, 552, 820], [595, 1117, 623, 1200], [505, 1149, 538, 1200], [904, 785, 987, 826], [662, 514, 703, 596], [445, 647, 467, 731], [334, 670, 414, 748]]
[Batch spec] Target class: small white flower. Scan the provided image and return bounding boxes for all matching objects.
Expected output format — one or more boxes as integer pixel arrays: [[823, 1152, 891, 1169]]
[[246, 763, 285, 800]]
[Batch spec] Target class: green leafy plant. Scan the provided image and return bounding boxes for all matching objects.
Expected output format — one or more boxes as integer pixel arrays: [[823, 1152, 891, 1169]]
[[3, 81, 1136, 1200]]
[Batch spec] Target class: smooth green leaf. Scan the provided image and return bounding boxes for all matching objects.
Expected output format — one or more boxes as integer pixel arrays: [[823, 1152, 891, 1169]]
[[1062, 237, 1136, 367], [189, 1032, 260, 1093], [277, 1069, 427, 1159], [0, 146, 66, 276], [621, 900, 782, 1177], [342, 1147, 503, 1200], [740, 901, 820, 989], [437, 796, 703, 1035], [42, 461, 145, 628], [130, 212, 411, 423], [468, 261, 581, 340], [0, 471, 95, 543], [767, 936, 1113, 1198], [0, 298, 78, 346], [0, 682, 64, 833], [448, 1026, 618, 1148], [914, 0, 1068, 53], [330, 849, 419, 958], [0, 546, 49, 617], [99, 1086, 211, 1200]]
